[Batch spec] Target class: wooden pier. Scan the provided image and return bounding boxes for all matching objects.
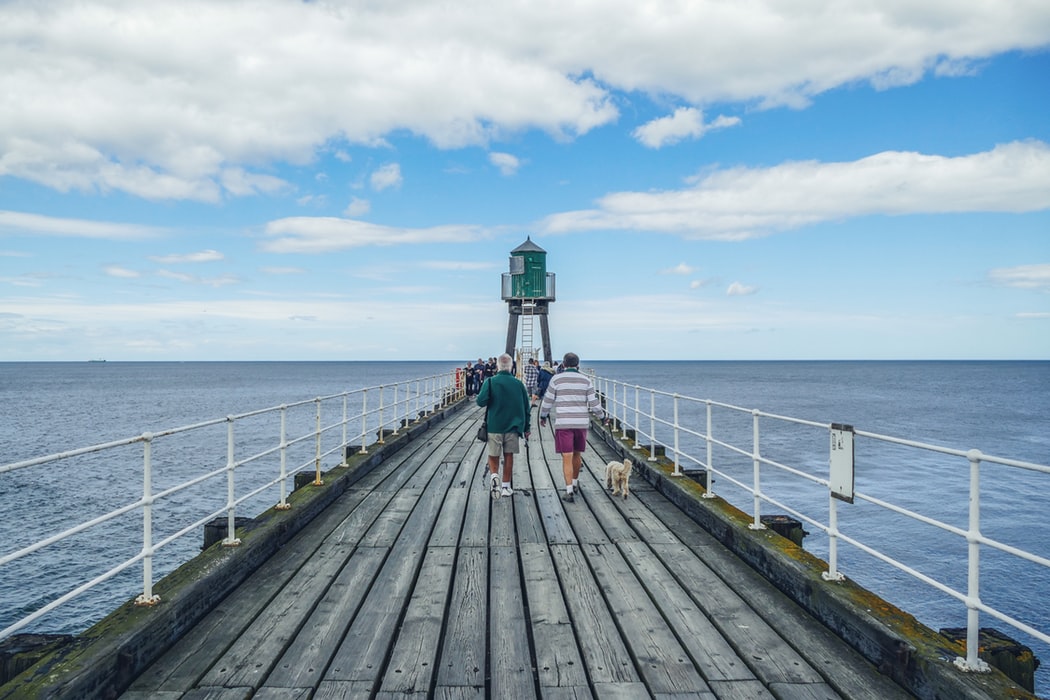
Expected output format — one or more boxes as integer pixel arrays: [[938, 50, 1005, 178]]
[[5, 397, 1033, 699], [116, 402, 910, 700]]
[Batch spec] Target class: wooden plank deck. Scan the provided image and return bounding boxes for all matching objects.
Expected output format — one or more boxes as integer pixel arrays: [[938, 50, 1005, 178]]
[[120, 403, 913, 700]]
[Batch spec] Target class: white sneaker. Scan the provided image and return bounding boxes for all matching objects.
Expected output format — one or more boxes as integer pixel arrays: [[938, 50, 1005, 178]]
[[501, 486, 513, 498], [490, 472, 500, 498]]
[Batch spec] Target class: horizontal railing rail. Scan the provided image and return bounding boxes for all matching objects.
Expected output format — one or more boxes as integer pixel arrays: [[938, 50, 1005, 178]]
[[594, 374, 1050, 675], [0, 371, 463, 641]]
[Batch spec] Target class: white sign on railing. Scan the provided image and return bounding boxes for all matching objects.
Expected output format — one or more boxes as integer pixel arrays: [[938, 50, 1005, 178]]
[[829, 423, 855, 504]]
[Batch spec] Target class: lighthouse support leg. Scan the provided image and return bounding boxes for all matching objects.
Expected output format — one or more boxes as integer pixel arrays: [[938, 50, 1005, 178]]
[[505, 311, 519, 357]]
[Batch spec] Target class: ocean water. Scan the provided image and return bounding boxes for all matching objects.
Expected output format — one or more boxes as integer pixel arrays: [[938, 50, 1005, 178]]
[[1, 360, 1048, 695]]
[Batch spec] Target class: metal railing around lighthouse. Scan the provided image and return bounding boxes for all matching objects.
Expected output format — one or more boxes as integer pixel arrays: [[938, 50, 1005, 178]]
[[0, 371, 462, 641], [593, 374, 1050, 678]]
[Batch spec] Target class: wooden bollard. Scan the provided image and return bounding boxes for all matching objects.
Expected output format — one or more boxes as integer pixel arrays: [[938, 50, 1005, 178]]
[[760, 514, 809, 547], [938, 627, 1040, 693], [202, 516, 253, 550]]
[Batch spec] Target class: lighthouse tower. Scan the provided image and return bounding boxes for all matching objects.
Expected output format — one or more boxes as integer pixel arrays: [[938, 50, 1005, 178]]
[[502, 237, 555, 364]]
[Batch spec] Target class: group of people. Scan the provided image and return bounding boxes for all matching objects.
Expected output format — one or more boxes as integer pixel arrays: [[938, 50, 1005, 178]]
[[474, 351, 604, 502]]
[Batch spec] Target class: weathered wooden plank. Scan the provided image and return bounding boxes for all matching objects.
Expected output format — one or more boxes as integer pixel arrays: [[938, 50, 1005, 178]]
[[549, 545, 637, 684], [324, 540, 428, 682], [433, 688, 485, 700], [435, 547, 486, 690], [535, 489, 578, 545], [514, 488, 548, 545], [582, 543, 710, 695], [459, 465, 492, 547], [380, 546, 457, 694], [252, 688, 311, 700], [490, 545, 537, 699], [178, 688, 253, 700], [707, 679, 777, 699], [617, 541, 757, 683], [325, 489, 399, 546], [490, 483, 518, 547], [196, 542, 356, 688], [314, 679, 377, 698], [648, 542, 826, 686], [589, 681, 650, 698], [527, 425, 558, 492], [637, 492, 913, 699], [520, 544, 589, 690], [125, 486, 372, 693], [357, 490, 423, 547], [767, 681, 843, 699], [538, 688, 594, 700], [261, 546, 387, 690], [428, 466, 471, 547]]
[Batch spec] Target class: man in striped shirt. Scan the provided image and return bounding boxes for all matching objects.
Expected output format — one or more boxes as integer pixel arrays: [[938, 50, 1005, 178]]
[[538, 352, 605, 502]]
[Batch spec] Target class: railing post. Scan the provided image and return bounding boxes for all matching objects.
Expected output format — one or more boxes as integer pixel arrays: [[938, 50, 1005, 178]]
[[223, 416, 241, 546], [823, 493, 844, 581], [339, 393, 348, 465], [135, 433, 160, 606], [414, 379, 422, 422], [703, 400, 716, 499], [619, 383, 629, 442], [276, 405, 291, 510], [672, 394, 681, 476], [649, 389, 657, 461], [611, 382, 620, 435], [632, 385, 640, 446], [391, 383, 401, 435], [359, 389, 369, 454], [313, 397, 324, 485], [955, 450, 992, 673], [748, 409, 765, 530], [378, 385, 386, 444]]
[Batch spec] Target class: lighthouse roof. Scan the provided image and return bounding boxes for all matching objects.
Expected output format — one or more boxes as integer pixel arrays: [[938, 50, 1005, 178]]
[[511, 236, 545, 255]]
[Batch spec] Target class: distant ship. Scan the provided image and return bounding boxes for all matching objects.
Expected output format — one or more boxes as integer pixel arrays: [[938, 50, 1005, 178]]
[[88, 359, 106, 363]]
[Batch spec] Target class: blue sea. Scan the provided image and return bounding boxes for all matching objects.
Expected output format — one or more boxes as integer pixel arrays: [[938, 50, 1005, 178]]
[[1, 360, 1048, 695]]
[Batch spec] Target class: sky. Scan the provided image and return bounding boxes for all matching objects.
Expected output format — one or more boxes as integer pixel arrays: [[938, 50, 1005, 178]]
[[1, 1, 1048, 362]]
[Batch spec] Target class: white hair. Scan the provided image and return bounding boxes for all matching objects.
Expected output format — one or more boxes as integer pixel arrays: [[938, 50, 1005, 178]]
[[497, 353, 513, 371]]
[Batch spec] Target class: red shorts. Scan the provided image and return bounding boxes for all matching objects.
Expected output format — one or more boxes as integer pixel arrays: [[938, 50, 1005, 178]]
[[554, 428, 587, 454]]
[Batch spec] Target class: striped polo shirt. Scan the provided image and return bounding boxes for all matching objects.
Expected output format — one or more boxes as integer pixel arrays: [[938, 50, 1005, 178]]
[[538, 368, 604, 430]]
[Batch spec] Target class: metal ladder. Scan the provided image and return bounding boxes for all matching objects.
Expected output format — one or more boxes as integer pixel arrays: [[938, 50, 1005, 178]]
[[520, 300, 536, 361]]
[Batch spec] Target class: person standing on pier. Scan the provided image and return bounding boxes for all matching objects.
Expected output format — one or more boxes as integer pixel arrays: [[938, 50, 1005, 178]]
[[475, 353, 532, 498], [523, 357, 539, 404], [538, 352, 605, 502]]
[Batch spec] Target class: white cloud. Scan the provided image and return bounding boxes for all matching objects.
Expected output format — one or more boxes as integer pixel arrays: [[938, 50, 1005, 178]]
[[727, 282, 758, 296], [0, 210, 162, 240], [370, 163, 403, 191], [261, 266, 305, 275], [344, 197, 371, 217], [633, 108, 740, 149], [539, 141, 1050, 239], [261, 217, 487, 254], [660, 263, 695, 275], [157, 269, 239, 287], [104, 266, 140, 278], [989, 263, 1050, 290], [489, 152, 521, 176], [421, 261, 497, 271], [150, 250, 224, 264], [1, 1, 1045, 200]]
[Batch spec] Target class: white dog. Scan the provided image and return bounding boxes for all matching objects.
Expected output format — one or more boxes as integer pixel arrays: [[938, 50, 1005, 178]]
[[605, 458, 633, 498]]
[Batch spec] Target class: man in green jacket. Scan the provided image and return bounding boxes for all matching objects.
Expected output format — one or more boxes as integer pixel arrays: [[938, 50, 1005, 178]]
[[476, 353, 531, 498]]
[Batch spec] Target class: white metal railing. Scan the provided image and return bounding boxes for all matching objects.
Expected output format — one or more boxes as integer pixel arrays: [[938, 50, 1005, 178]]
[[0, 371, 462, 641], [594, 374, 1050, 674]]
